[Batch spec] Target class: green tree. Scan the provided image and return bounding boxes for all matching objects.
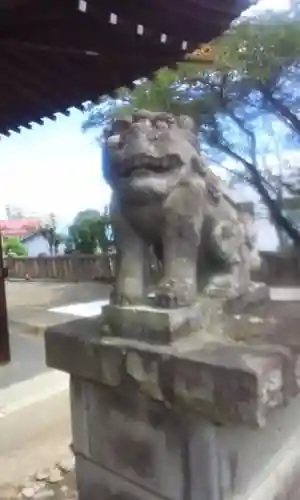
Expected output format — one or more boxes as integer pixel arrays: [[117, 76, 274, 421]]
[[4, 237, 27, 257], [217, 11, 300, 137], [82, 5, 300, 246], [73, 209, 101, 225], [69, 218, 99, 254], [69, 207, 114, 254]]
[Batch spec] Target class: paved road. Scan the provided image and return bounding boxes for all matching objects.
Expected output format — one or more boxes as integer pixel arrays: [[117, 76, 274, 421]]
[[0, 282, 110, 486], [0, 320, 71, 485], [6, 280, 111, 311], [0, 389, 71, 486], [2, 280, 111, 389], [6, 280, 112, 335], [0, 325, 70, 485], [0, 325, 49, 389]]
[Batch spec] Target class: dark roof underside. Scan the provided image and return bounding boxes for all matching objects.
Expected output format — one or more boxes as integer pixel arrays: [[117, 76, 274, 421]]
[[0, 0, 253, 135]]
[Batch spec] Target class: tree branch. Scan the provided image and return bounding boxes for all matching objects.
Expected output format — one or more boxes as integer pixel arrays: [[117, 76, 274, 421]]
[[259, 83, 300, 135], [217, 142, 300, 245]]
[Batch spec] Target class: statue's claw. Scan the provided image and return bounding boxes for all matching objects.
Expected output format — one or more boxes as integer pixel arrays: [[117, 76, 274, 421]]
[[152, 279, 196, 308]]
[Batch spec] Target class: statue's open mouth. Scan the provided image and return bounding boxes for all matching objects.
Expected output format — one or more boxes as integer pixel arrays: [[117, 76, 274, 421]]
[[118, 154, 183, 178]]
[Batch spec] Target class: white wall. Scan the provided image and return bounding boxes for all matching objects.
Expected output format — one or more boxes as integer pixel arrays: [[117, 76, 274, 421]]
[[254, 218, 279, 252], [230, 182, 280, 252], [23, 234, 65, 257]]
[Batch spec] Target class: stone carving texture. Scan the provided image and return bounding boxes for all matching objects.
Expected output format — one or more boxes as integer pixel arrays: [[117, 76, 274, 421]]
[[105, 110, 260, 308]]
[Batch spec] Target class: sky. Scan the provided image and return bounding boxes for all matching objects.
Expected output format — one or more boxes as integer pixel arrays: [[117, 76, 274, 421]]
[[0, 0, 292, 227], [0, 110, 111, 227], [247, 0, 289, 11]]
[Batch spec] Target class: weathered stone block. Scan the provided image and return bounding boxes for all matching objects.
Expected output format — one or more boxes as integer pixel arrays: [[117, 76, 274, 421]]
[[46, 318, 288, 428], [79, 378, 183, 500], [70, 378, 90, 458], [72, 376, 226, 500], [101, 303, 203, 343], [172, 344, 284, 426], [45, 316, 300, 500], [76, 454, 163, 500], [45, 316, 124, 387], [248, 329, 300, 399], [224, 282, 269, 314]]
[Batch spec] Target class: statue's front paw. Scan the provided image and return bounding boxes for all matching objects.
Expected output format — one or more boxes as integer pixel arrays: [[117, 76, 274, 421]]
[[205, 274, 238, 299], [110, 288, 136, 306], [152, 279, 195, 308]]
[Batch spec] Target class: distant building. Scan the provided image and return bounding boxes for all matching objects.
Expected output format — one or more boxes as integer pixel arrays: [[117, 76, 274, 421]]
[[21, 233, 65, 257], [0, 219, 66, 257], [20, 232, 49, 257], [0, 219, 41, 237]]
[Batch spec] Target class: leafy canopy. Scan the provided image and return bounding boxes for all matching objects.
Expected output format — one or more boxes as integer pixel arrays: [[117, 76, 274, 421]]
[[68, 207, 114, 254], [4, 237, 27, 257], [81, 5, 300, 247]]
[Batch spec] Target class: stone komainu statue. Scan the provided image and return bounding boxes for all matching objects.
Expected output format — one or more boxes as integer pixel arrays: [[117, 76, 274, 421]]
[[104, 110, 260, 308]]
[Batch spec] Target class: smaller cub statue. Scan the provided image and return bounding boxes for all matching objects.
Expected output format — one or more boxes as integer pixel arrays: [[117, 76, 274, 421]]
[[104, 110, 260, 308]]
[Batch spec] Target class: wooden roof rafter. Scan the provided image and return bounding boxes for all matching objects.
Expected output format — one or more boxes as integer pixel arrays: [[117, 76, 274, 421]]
[[85, 0, 230, 43], [0, 0, 256, 136], [1, 13, 191, 59], [0, 52, 57, 114], [1, 53, 64, 123], [5, 45, 94, 111]]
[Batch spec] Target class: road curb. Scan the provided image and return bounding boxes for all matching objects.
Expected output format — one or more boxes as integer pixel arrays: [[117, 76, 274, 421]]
[[0, 370, 69, 417], [8, 312, 78, 337], [9, 320, 48, 336]]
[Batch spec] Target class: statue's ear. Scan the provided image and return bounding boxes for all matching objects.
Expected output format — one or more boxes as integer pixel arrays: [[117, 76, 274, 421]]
[[112, 116, 132, 134], [191, 156, 207, 177], [177, 115, 196, 131]]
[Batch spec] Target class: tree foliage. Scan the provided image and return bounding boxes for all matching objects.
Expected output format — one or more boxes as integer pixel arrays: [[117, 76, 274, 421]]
[[82, 3, 300, 246], [69, 207, 114, 254], [73, 209, 102, 225], [4, 237, 27, 257]]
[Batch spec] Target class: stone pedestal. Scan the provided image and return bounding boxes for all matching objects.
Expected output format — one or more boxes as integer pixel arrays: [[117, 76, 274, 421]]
[[100, 284, 269, 345], [45, 307, 300, 500], [223, 282, 269, 314], [101, 301, 212, 344]]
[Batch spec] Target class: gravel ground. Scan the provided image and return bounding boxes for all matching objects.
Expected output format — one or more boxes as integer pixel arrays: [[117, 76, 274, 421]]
[[0, 458, 77, 500]]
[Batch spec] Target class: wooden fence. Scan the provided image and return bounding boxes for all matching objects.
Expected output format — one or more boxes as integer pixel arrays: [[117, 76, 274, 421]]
[[5, 254, 114, 282], [5, 252, 300, 286]]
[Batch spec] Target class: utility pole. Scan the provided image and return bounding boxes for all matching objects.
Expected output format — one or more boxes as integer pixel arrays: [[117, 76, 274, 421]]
[[0, 232, 10, 365]]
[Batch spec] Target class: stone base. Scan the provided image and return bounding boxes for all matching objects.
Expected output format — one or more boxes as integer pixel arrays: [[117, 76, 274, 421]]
[[45, 313, 300, 500], [224, 282, 269, 314], [73, 385, 300, 500], [101, 284, 269, 344], [101, 302, 203, 344]]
